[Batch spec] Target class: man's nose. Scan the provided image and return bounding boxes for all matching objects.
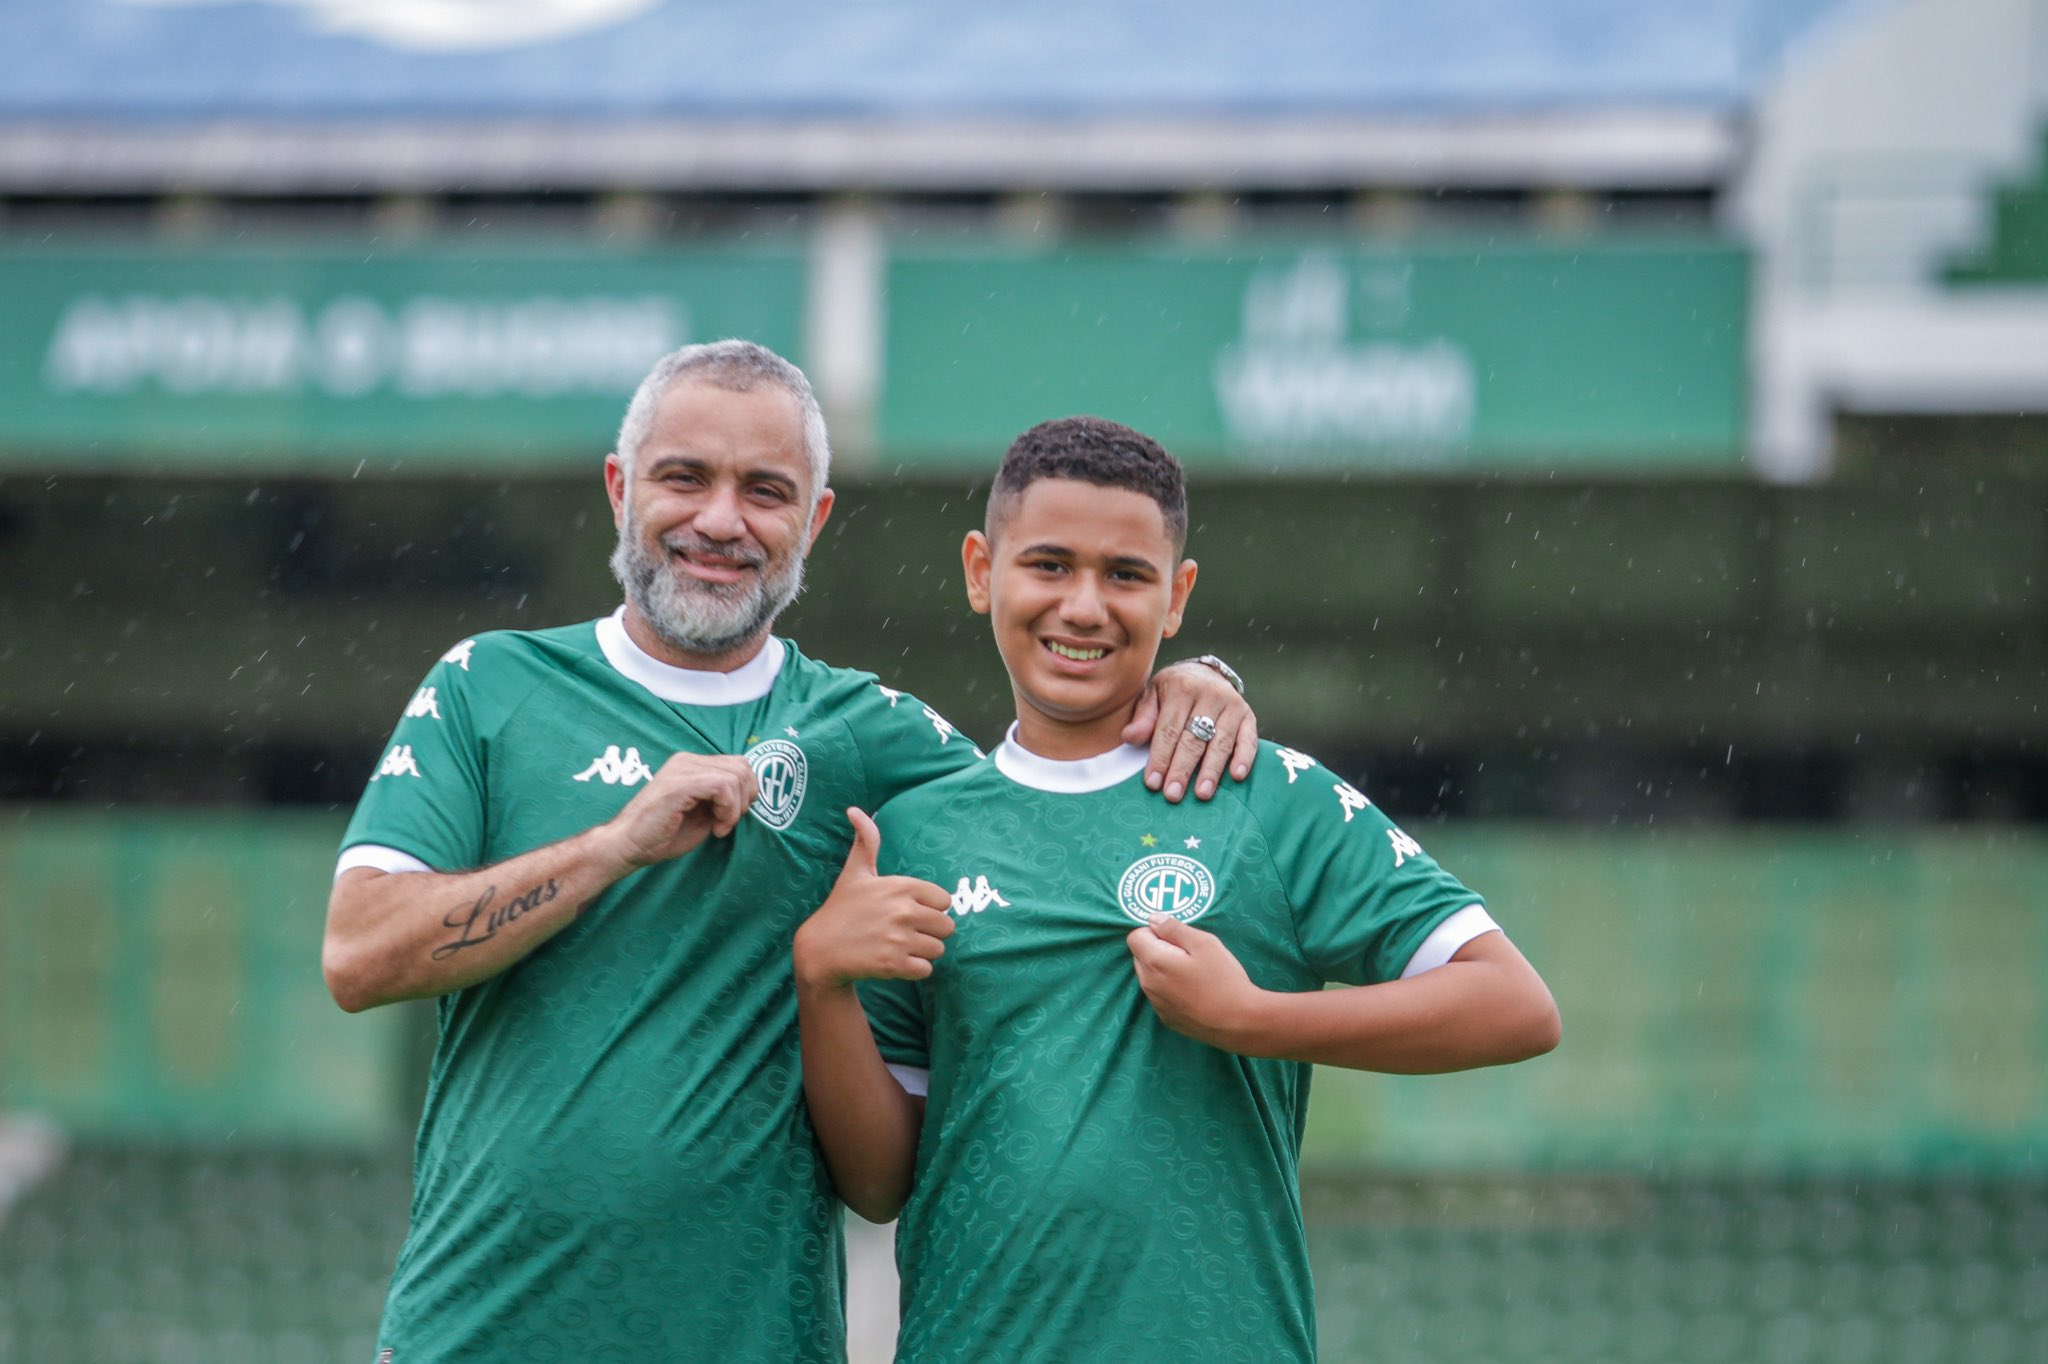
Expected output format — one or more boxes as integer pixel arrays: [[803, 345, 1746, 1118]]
[[693, 484, 747, 540]]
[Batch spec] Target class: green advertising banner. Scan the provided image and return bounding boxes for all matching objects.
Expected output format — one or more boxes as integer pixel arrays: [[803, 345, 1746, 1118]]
[[881, 240, 1748, 468], [0, 246, 804, 471]]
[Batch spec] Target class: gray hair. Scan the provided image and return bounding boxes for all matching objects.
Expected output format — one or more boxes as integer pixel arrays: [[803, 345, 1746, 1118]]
[[614, 339, 831, 499]]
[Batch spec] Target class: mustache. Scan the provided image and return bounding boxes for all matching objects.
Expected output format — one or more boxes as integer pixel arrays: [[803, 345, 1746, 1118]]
[[658, 533, 766, 571]]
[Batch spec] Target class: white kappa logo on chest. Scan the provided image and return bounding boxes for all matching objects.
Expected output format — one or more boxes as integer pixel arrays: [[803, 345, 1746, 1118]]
[[745, 739, 808, 830]]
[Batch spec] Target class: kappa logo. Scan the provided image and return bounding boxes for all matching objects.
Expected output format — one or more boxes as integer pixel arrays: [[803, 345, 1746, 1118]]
[[950, 876, 1011, 916], [1276, 747, 1317, 783], [1117, 853, 1218, 925], [1387, 828, 1424, 867], [745, 739, 808, 830], [404, 686, 441, 720], [574, 745, 654, 786], [1333, 781, 1371, 823], [440, 639, 475, 671], [371, 744, 421, 781]]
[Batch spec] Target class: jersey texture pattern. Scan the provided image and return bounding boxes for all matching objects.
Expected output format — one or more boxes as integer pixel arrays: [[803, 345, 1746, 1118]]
[[343, 619, 979, 1362], [862, 739, 1482, 1364]]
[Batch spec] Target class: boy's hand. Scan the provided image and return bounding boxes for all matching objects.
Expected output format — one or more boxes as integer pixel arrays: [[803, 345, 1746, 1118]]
[[794, 809, 956, 990], [1126, 662, 1257, 804], [1126, 913, 1266, 1050]]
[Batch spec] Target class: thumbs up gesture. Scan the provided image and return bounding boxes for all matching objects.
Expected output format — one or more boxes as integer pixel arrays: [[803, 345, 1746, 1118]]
[[793, 809, 958, 990]]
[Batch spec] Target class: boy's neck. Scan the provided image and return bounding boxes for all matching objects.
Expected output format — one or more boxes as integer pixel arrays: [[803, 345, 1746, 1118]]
[[1010, 707, 1137, 763]]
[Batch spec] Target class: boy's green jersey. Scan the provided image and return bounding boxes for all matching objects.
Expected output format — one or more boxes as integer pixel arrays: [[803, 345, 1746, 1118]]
[[863, 734, 1492, 1364], [339, 610, 982, 1362]]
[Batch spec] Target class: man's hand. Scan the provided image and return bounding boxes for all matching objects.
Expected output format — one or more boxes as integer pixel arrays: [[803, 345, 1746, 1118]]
[[793, 809, 956, 990], [1124, 660, 1257, 803], [599, 753, 759, 871], [1126, 913, 1266, 1051]]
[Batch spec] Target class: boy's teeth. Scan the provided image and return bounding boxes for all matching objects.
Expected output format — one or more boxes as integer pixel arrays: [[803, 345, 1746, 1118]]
[[1048, 642, 1106, 661]]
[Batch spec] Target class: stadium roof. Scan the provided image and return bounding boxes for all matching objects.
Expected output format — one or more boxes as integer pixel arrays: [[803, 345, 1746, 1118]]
[[0, 0, 1874, 192]]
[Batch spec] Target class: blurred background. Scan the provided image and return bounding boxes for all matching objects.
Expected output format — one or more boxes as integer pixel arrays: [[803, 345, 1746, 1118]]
[[2, 1, 2046, 1360]]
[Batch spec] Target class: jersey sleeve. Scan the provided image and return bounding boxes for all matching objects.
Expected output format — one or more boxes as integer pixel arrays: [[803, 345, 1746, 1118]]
[[856, 795, 934, 1071], [844, 680, 986, 810], [337, 637, 494, 872], [1249, 744, 1486, 987], [858, 977, 930, 1072]]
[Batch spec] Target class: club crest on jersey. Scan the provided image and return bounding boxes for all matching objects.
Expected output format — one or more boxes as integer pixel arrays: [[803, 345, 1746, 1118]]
[[1117, 853, 1217, 925], [745, 738, 808, 830]]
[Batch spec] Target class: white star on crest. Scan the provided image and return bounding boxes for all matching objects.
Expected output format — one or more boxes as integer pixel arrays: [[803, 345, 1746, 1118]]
[[784, 727, 799, 738], [1184, 836, 1202, 850]]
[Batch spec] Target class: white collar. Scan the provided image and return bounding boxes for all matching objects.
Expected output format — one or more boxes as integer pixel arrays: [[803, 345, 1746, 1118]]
[[993, 723, 1149, 793], [595, 606, 786, 705]]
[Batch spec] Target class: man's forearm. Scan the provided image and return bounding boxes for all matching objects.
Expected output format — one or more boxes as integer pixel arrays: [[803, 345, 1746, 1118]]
[[323, 825, 638, 1012], [795, 980, 922, 1223]]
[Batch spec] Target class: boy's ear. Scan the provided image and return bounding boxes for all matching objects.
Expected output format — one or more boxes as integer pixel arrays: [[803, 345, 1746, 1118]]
[[962, 530, 994, 614], [1161, 558, 1198, 639]]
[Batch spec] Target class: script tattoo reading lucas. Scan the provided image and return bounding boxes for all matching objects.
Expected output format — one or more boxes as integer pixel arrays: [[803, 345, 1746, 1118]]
[[433, 879, 561, 960]]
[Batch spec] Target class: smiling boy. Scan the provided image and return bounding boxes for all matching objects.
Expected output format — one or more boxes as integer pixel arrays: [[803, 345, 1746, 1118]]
[[793, 416, 1560, 1363]]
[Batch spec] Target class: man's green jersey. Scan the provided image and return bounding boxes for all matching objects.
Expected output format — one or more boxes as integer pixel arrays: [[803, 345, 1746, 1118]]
[[339, 609, 982, 1362], [862, 733, 1497, 1364]]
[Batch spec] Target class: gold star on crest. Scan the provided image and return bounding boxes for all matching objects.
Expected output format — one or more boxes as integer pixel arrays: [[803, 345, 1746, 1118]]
[[1139, 833, 1158, 848]]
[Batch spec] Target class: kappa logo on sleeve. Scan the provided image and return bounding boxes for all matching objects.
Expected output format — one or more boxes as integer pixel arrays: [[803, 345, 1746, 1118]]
[[745, 739, 808, 830], [1386, 828, 1424, 867], [1275, 747, 1317, 783], [1333, 782, 1371, 823], [371, 744, 422, 781], [404, 686, 441, 719], [440, 639, 476, 671]]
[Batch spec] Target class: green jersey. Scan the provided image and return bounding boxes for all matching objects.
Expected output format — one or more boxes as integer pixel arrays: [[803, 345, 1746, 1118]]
[[339, 609, 982, 1363], [863, 733, 1494, 1364]]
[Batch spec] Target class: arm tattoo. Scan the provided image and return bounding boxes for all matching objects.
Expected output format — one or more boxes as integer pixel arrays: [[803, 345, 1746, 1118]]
[[432, 878, 561, 960]]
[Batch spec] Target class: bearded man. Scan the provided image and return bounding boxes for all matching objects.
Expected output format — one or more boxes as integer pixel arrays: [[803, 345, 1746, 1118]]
[[321, 340, 1257, 1363]]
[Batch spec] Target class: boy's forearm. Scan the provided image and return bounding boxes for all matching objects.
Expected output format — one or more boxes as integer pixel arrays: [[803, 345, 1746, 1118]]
[[796, 981, 923, 1222], [1228, 935, 1560, 1074]]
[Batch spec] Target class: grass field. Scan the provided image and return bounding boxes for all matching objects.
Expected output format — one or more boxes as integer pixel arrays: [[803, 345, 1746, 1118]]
[[2, 1140, 2043, 1363]]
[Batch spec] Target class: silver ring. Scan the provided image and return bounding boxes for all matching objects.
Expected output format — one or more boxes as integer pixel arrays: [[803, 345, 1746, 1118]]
[[1188, 714, 1218, 744]]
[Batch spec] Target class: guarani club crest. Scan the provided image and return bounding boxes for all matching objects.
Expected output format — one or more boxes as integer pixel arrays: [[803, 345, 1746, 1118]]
[[1117, 854, 1217, 925], [744, 739, 808, 830]]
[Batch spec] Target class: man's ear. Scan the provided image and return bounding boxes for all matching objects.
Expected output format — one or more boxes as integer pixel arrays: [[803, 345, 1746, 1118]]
[[804, 488, 836, 550], [962, 530, 994, 615], [604, 454, 628, 529], [1161, 559, 1198, 639]]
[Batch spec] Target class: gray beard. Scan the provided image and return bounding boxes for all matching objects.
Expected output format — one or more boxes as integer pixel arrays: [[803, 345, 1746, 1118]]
[[609, 508, 807, 659]]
